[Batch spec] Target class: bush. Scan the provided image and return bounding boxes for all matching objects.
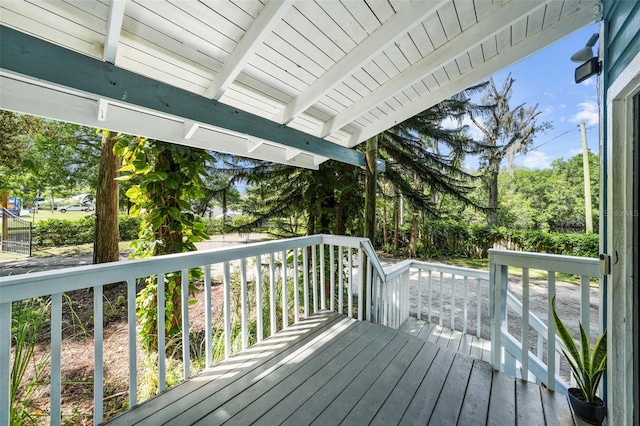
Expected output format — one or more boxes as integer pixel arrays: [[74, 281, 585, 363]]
[[33, 215, 143, 248], [417, 221, 598, 259]]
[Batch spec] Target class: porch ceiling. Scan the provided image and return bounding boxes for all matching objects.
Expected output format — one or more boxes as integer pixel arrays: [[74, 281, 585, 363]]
[[0, 0, 600, 169]]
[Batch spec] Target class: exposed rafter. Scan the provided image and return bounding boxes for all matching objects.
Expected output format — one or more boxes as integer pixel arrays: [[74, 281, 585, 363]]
[[103, 0, 127, 64], [0, 25, 364, 167], [274, 0, 447, 125], [204, 0, 294, 100], [352, 4, 597, 146], [323, 0, 546, 138]]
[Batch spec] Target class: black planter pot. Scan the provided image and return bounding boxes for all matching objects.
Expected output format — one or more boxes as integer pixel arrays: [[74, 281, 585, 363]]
[[568, 388, 607, 425]]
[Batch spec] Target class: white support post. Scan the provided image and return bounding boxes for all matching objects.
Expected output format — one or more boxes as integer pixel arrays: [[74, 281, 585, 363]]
[[547, 272, 556, 391], [204, 265, 213, 365], [157, 273, 166, 391], [450, 274, 456, 329], [256, 256, 264, 341], [303, 249, 309, 317], [281, 250, 288, 329], [439, 272, 444, 327], [223, 262, 232, 358], [580, 275, 590, 337], [330, 245, 335, 312], [522, 268, 530, 382], [358, 247, 364, 321], [94, 285, 104, 424], [0, 303, 9, 426], [348, 248, 353, 318], [338, 246, 344, 314], [428, 271, 432, 323], [320, 244, 326, 310], [241, 259, 249, 349], [366, 260, 372, 321], [293, 248, 300, 322], [51, 294, 62, 426], [181, 270, 190, 380], [476, 279, 482, 338], [417, 269, 422, 321], [312, 247, 318, 313], [127, 278, 137, 406], [269, 254, 277, 335], [463, 276, 468, 334]]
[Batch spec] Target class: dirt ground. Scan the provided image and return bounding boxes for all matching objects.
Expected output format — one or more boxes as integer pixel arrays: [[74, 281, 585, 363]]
[[1, 236, 599, 424]]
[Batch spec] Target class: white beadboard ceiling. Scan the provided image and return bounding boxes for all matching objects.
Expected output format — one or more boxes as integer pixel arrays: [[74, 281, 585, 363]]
[[0, 0, 600, 169]]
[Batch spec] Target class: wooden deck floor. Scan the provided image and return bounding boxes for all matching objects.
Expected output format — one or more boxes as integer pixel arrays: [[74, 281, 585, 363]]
[[398, 317, 493, 363], [106, 312, 574, 425]]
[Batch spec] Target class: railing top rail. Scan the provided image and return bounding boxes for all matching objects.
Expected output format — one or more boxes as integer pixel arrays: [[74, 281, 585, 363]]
[[0, 234, 325, 303], [383, 260, 490, 281], [489, 249, 600, 277]]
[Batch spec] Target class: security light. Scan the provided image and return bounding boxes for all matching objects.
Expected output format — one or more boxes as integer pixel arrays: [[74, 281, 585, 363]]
[[571, 33, 599, 63], [572, 33, 601, 83]]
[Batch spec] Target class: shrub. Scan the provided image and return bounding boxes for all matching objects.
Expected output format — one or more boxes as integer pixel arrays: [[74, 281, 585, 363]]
[[33, 215, 143, 248], [416, 221, 598, 259]]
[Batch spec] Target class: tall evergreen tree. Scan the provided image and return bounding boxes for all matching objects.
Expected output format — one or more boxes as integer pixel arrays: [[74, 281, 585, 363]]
[[470, 75, 551, 225]]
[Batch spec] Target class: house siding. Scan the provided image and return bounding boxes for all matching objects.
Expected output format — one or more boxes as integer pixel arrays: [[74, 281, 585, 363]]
[[604, 0, 640, 86]]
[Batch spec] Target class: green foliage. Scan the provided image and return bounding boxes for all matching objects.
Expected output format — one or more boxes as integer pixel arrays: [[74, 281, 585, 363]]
[[552, 296, 606, 404], [116, 138, 211, 352], [417, 221, 598, 259], [10, 298, 51, 425], [31, 215, 142, 247]]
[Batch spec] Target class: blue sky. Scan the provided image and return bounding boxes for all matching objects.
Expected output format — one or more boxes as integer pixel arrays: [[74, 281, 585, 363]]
[[455, 23, 601, 170]]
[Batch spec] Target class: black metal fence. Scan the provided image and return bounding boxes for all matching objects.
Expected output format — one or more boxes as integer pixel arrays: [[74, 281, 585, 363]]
[[1, 207, 32, 256]]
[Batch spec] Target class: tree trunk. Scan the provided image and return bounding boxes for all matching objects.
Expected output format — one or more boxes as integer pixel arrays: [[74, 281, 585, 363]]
[[382, 200, 388, 246], [393, 193, 399, 251], [487, 163, 500, 226], [93, 131, 120, 264], [364, 136, 378, 245]]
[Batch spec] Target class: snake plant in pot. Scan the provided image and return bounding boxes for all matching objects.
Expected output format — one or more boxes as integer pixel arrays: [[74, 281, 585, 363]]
[[552, 296, 607, 425]]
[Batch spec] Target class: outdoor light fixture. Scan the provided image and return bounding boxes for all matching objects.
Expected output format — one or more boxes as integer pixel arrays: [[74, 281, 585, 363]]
[[571, 33, 601, 83]]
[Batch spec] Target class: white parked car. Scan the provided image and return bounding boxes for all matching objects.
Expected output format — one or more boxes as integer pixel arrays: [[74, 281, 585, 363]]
[[59, 204, 92, 213]]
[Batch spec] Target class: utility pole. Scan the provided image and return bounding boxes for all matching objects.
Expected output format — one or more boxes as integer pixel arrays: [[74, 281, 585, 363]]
[[580, 122, 594, 233]]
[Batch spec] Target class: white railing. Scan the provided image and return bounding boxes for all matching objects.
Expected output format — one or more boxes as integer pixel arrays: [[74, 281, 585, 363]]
[[489, 249, 602, 394], [0, 234, 382, 426], [377, 260, 490, 337], [1, 235, 604, 425]]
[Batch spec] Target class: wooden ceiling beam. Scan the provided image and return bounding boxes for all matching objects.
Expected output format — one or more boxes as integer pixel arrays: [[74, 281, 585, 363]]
[[324, 0, 547, 138], [204, 0, 294, 100], [274, 0, 448, 125]]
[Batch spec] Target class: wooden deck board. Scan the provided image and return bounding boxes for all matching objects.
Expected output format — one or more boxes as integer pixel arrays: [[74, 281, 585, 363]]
[[428, 353, 474, 424], [487, 368, 516, 425], [105, 312, 572, 426], [457, 359, 494, 424], [369, 343, 440, 425], [516, 379, 546, 426]]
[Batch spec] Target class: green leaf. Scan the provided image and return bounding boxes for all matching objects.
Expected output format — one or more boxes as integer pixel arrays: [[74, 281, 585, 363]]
[[146, 171, 169, 182], [552, 296, 582, 371], [125, 186, 142, 199], [114, 174, 134, 181]]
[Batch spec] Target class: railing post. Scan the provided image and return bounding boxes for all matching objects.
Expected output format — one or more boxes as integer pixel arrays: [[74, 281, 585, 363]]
[[491, 258, 508, 370], [0, 303, 10, 426]]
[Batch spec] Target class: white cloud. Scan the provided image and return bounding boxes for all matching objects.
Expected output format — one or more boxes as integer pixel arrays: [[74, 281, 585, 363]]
[[523, 150, 552, 169], [582, 77, 596, 87], [570, 101, 599, 126], [568, 148, 582, 157]]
